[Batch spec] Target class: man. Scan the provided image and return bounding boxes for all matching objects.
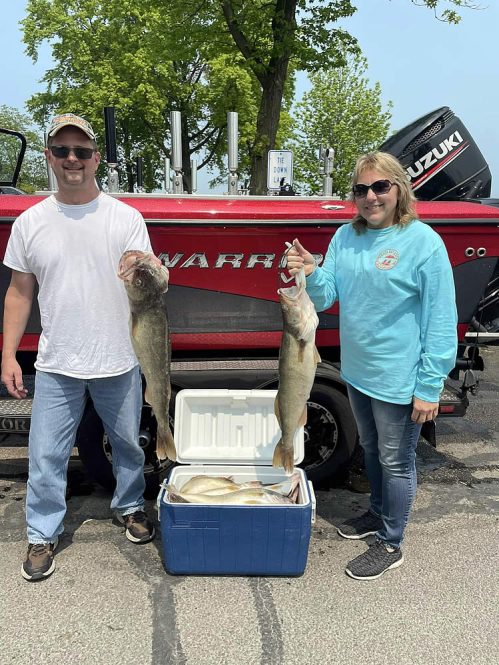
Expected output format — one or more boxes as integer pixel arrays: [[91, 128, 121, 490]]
[[1, 113, 156, 582]]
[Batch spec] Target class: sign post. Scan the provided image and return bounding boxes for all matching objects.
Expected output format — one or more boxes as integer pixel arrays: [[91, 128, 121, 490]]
[[267, 150, 293, 192]]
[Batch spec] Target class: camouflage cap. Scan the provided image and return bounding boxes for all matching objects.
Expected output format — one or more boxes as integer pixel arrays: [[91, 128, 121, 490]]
[[48, 113, 96, 140]]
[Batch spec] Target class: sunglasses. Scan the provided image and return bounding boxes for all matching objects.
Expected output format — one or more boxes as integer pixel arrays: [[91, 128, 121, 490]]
[[49, 145, 96, 160], [352, 179, 394, 198]]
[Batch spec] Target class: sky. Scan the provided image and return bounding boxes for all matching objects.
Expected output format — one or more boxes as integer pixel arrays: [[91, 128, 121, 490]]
[[2, 0, 498, 196]]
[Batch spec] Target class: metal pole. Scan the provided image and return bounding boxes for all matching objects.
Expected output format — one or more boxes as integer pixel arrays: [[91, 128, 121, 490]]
[[227, 111, 238, 195], [322, 147, 334, 196], [44, 132, 57, 191], [170, 111, 183, 194], [190, 159, 197, 193], [164, 157, 171, 193], [104, 107, 119, 192], [136, 156, 144, 192]]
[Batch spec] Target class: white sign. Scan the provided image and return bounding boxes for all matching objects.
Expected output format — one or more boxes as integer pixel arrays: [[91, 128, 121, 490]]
[[267, 150, 293, 190]]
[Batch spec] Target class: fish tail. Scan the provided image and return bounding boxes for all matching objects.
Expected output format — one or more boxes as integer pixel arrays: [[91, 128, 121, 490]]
[[156, 426, 177, 462], [165, 486, 189, 503], [272, 440, 295, 474]]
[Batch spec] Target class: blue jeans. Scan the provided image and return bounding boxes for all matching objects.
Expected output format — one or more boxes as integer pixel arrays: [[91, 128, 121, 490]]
[[27, 367, 145, 544], [347, 384, 422, 548]]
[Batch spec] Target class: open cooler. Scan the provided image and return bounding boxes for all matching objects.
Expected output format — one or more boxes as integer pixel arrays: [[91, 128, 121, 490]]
[[158, 389, 315, 576]]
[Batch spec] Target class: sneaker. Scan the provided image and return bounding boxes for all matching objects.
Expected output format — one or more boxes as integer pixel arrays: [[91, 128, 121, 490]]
[[21, 538, 58, 581], [345, 540, 404, 580], [119, 511, 155, 544], [337, 510, 383, 540]]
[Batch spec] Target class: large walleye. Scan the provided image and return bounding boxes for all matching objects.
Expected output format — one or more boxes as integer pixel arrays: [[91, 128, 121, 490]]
[[273, 265, 320, 473], [118, 250, 176, 462], [179, 472, 301, 497]]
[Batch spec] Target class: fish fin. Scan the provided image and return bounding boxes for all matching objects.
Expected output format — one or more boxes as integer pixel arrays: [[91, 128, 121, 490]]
[[130, 312, 139, 340], [274, 397, 281, 426], [165, 486, 189, 503], [298, 405, 308, 427], [287, 471, 301, 498], [289, 485, 300, 503], [314, 345, 321, 364], [144, 386, 152, 406], [272, 439, 283, 468], [156, 426, 177, 462], [272, 440, 295, 474]]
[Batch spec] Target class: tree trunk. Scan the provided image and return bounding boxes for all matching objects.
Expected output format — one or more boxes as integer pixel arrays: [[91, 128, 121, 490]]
[[249, 61, 289, 195]]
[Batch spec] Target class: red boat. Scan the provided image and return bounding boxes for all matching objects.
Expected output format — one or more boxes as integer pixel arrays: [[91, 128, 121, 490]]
[[0, 108, 498, 489]]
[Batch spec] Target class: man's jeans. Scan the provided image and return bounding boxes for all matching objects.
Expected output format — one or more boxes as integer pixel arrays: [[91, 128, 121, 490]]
[[27, 367, 145, 544], [347, 384, 422, 548]]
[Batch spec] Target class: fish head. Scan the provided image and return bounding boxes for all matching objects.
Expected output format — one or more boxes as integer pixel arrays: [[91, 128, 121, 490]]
[[118, 250, 169, 303], [278, 269, 319, 342]]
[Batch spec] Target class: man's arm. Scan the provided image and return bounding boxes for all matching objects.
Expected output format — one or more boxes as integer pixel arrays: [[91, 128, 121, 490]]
[[1, 270, 36, 399]]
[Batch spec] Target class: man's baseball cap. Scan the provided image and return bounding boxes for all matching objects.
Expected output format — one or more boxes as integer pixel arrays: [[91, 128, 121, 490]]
[[48, 113, 96, 140]]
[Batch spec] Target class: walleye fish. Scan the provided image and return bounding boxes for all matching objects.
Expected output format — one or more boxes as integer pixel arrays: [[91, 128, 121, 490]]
[[166, 485, 297, 505], [180, 472, 301, 497], [118, 250, 176, 462], [180, 475, 247, 495], [273, 266, 321, 473]]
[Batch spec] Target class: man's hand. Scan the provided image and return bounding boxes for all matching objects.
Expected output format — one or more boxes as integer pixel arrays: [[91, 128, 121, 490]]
[[285, 239, 317, 277], [1, 357, 28, 399], [411, 397, 439, 423]]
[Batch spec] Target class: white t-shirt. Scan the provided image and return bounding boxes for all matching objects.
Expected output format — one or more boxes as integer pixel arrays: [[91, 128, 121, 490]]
[[4, 193, 152, 378]]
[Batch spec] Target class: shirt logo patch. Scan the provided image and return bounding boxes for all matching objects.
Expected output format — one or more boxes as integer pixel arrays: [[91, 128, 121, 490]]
[[375, 249, 399, 270]]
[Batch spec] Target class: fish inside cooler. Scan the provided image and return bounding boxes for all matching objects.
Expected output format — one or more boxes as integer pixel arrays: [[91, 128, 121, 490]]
[[162, 464, 313, 508]]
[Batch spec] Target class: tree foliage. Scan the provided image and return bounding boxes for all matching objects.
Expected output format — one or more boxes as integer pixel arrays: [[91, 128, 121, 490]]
[[0, 106, 47, 193], [287, 55, 392, 197], [168, 0, 478, 192], [22, 0, 259, 192], [22, 0, 478, 193]]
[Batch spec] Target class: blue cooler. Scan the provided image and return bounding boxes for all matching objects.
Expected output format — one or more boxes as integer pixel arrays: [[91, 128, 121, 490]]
[[158, 389, 316, 576]]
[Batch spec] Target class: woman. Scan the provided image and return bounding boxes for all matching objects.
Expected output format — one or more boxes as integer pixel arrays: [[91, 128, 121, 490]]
[[286, 151, 457, 580]]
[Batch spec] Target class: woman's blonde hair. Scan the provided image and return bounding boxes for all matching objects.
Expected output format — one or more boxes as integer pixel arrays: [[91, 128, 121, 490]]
[[350, 152, 417, 233]]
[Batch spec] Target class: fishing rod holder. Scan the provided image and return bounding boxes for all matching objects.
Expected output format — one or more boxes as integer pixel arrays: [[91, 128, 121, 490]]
[[227, 111, 239, 195], [170, 111, 184, 194], [319, 145, 334, 196], [104, 107, 120, 192]]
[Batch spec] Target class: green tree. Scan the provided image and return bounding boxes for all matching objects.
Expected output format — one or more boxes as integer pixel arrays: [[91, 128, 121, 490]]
[[22, 0, 258, 192], [23, 0, 478, 194], [169, 0, 478, 193], [0, 106, 47, 193], [287, 55, 392, 197]]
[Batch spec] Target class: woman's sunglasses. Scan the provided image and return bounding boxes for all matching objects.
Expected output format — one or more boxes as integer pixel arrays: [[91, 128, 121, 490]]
[[352, 179, 394, 198], [49, 145, 96, 160]]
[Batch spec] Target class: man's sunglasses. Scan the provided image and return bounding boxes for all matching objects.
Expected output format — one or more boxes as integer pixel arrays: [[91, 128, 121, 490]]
[[49, 145, 96, 160], [352, 179, 394, 198]]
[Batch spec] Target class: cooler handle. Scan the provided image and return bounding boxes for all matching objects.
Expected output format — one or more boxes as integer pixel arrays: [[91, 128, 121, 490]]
[[308, 480, 316, 524], [156, 479, 169, 521]]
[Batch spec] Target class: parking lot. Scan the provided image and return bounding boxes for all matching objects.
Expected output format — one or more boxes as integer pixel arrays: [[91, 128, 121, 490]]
[[0, 347, 498, 665]]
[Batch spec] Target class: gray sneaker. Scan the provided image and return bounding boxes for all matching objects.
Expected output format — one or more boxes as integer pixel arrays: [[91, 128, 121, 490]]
[[337, 510, 383, 539], [21, 538, 59, 581], [345, 540, 404, 580], [119, 511, 155, 544]]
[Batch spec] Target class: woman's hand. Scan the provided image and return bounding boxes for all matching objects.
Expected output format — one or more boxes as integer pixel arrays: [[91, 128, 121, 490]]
[[286, 239, 317, 277], [411, 397, 439, 423]]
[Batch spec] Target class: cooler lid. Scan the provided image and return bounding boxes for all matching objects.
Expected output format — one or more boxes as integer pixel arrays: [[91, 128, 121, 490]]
[[174, 389, 304, 466]]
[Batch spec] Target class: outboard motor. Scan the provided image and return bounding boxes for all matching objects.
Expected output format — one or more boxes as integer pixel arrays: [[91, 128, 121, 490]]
[[380, 106, 492, 201]]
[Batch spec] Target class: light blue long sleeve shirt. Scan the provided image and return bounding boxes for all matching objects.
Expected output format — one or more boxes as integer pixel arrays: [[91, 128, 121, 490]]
[[306, 220, 458, 404]]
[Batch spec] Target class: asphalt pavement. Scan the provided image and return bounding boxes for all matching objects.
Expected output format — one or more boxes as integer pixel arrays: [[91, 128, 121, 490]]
[[0, 347, 498, 665]]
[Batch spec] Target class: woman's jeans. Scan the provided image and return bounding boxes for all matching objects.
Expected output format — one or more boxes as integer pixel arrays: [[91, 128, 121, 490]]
[[27, 367, 145, 544], [347, 384, 422, 548]]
